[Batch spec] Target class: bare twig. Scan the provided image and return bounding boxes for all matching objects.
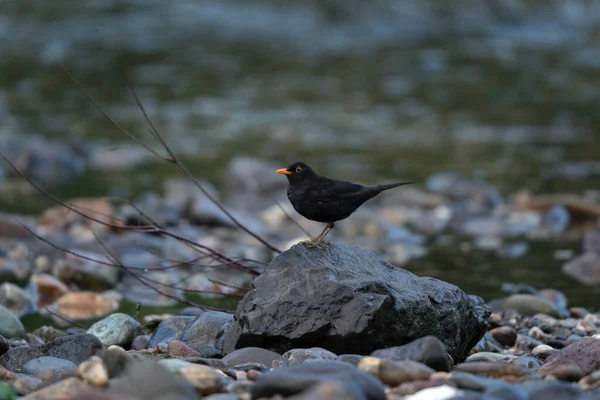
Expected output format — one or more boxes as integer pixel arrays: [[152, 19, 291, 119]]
[[44, 307, 87, 329]]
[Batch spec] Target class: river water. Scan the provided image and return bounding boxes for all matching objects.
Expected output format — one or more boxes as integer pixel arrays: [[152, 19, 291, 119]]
[[1, 0, 600, 309]]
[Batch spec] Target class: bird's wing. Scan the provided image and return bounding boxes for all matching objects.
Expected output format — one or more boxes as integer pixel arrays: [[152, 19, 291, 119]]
[[310, 179, 366, 203]]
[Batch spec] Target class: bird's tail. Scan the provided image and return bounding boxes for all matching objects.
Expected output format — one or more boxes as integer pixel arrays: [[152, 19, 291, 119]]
[[372, 181, 414, 192]]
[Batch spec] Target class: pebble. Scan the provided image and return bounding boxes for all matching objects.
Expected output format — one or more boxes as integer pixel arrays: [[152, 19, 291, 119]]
[[0, 304, 25, 338], [45, 291, 119, 323], [21, 377, 86, 400], [503, 294, 562, 318], [532, 344, 556, 359], [167, 340, 202, 358], [358, 357, 434, 387], [177, 364, 231, 395], [30, 274, 70, 308], [453, 362, 531, 378], [87, 313, 141, 347], [538, 337, 600, 376], [282, 347, 337, 365], [222, 347, 284, 368], [76, 355, 109, 386], [0, 282, 35, 317], [23, 356, 77, 376], [488, 326, 517, 347], [371, 336, 451, 372], [52, 250, 118, 291]]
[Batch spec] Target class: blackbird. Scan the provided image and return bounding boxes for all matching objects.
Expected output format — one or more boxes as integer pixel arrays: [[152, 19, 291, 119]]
[[276, 161, 413, 248]]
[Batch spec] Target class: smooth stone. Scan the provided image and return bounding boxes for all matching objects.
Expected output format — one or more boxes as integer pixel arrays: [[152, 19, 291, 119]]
[[30, 274, 70, 308], [484, 384, 529, 400], [167, 340, 201, 358], [562, 252, 600, 286], [251, 360, 386, 400], [21, 377, 86, 400], [23, 356, 77, 375], [465, 352, 517, 363], [45, 292, 119, 323], [0, 305, 25, 339], [105, 356, 200, 400], [176, 364, 231, 396], [544, 364, 585, 382], [76, 355, 109, 386], [513, 355, 543, 371], [471, 332, 504, 353], [204, 395, 238, 400], [538, 337, 600, 376], [13, 375, 43, 395], [403, 385, 468, 400], [503, 294, 562, 318], [231, 362, 269, 372], [0, 282, 35, 317], [453, 362, 531, 378], [489, 326, 517, 347], [0, 333, 102, 371], [179, 311, 233, 358], [223, 244, 489, 362], [336, 354, 365, 366], [450, 371, 525, 394], [131, 334, 150, 351], [531, 344, 555, 359], [0, 255, 31, 282], [52, 250, 118, 291], [29, 326, 67, 343], [371, 336, 451, 372], [286, 381, 366, 400], [283, 348, 337, 365], [158, 358, 196, 372], [359, 357, 434, 387], [538, 289, 568, 312], [227, 380, 254, 394], [222, 347, 283, 368], [87, 313, 141, 347], [523, 380, 589, 400], [147, 316, 195, 348]]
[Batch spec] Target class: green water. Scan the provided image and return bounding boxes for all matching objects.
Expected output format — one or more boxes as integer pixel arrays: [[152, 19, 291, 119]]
[[1, 1, 600, 323]]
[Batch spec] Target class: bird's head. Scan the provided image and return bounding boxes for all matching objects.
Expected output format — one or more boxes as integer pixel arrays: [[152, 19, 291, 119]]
[[276, 161, 317, 184]]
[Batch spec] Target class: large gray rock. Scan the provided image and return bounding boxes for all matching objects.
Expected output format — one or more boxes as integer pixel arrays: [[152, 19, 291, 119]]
[[223, 243, 490, 362], [0, 333, 102, 371]]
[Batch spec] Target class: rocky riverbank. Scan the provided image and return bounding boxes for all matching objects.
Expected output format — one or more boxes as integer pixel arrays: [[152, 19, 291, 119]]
[[0, 156, 599, 399], [0, 242, 599, 399]]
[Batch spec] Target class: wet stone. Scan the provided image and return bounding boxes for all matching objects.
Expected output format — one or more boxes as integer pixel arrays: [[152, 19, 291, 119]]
[[283, 347, 337, 365], [503, 294, 563, 318], [222, 347, 283, 368], [0, 304, 25, 339], [251, 360, 386, 400], [87, 313, 141, 347], [147, 316, 195, 348], [489, 326, 517, 347], [23, 356, 77, 376], [371, 336, 451, 372]]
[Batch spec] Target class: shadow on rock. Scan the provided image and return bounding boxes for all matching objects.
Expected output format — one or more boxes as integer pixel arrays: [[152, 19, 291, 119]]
[[223, 243, 490, 362]]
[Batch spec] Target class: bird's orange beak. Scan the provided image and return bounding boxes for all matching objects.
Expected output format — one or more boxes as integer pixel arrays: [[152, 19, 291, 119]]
[[276, 168, 292, 175]]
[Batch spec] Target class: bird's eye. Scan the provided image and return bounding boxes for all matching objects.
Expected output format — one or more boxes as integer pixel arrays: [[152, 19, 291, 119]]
[[295, 166, 302, 173]]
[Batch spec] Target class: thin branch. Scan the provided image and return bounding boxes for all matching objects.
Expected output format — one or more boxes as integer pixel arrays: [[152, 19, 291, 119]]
[[44, 307, 87, 329], [59, 63, 170, 161], [111, 60, 282, 253]]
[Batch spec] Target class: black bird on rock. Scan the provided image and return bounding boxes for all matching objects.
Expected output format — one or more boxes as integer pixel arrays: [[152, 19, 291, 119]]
[[276, 161, 413, 248]]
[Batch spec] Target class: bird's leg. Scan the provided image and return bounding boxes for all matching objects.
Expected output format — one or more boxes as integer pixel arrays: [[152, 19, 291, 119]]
[[302, 222, 334, 249]]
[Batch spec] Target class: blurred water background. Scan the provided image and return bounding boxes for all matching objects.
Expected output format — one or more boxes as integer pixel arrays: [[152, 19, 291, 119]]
[[1, 0, 599, 310]]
